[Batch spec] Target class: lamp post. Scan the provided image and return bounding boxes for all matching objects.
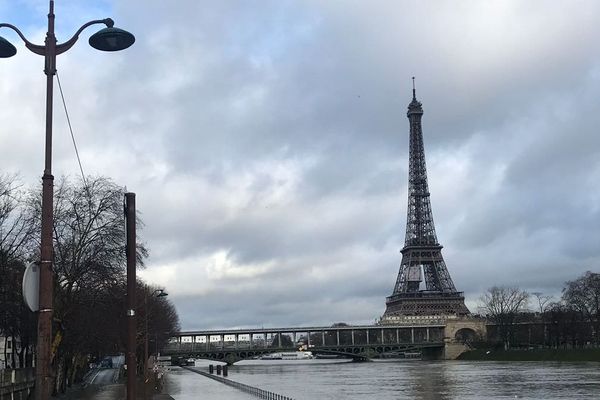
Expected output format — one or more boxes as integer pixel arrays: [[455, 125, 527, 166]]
[[0, 2, 134, 399], [145, 288, 168, 382]]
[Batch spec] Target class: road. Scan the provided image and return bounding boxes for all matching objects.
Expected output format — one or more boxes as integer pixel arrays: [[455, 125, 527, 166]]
[[57, 354, 173, 400], [88, 355, 124, 384], [86, 368, 120, 386], [57, 355, 125, 400]]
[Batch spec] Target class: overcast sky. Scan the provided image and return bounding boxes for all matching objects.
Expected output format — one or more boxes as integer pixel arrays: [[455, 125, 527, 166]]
[[1, 0, 599, 330]]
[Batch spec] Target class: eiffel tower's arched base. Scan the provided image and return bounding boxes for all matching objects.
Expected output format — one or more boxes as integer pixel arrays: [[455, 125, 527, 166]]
[[383, 291, 470, 317]]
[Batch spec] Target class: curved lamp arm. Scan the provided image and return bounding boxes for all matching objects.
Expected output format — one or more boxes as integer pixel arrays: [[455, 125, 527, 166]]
[[0, 23, 44, 54], [0, 18, 114, 56], [56, 18, 113, 55]]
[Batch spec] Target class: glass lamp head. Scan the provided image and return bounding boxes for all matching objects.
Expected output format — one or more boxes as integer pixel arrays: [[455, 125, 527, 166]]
[[89, 27, 135, 52], [0, 36, 16, 58]]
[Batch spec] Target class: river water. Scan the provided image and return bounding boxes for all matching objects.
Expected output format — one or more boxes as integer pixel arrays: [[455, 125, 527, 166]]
[[164, 359, 600, 399]]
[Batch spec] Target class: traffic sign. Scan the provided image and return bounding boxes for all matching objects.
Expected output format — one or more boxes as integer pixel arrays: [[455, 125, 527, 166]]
[[22, 262, 39, 312]]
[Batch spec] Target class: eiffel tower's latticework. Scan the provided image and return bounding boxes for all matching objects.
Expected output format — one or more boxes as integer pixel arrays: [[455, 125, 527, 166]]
[[383, 85, 470, 318]]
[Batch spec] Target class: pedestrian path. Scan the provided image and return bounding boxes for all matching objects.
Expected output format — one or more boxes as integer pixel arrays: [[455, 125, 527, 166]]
[[57, 378, 174, 399]]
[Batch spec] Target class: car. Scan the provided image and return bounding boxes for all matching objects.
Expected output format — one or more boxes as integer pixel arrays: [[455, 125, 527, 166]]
[[100, 357, 113, 368]]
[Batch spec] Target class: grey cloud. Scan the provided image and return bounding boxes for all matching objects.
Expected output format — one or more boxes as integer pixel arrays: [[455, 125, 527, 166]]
[[3, 0, 600, 330]]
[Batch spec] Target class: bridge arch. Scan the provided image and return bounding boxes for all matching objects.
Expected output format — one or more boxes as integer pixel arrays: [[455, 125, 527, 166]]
[[454, 328, 477, 343], [444, 318, 486, 342]]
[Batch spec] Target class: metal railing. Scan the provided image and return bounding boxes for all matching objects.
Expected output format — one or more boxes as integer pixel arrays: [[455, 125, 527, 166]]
[[0, 368, 35, 399], [182, 366, 294, 400], [176, 323, 446, 337]]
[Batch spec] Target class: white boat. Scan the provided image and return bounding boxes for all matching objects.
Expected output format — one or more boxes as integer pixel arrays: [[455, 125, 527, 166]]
[[260, 351, 313, 360]]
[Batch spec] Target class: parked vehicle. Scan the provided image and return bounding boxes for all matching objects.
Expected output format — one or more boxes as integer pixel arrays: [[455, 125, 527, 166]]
[[100, 357, 113, 368]]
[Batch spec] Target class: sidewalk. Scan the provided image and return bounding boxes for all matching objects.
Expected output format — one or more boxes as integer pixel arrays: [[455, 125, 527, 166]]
[[56, 376, 173, 400]]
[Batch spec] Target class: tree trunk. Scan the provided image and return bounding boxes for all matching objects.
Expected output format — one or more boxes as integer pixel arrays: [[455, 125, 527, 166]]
[[3, 336, 7, 368], [18, 343, 24, 368], [10, 335, 17, 368], [54, 355, 66, 394]]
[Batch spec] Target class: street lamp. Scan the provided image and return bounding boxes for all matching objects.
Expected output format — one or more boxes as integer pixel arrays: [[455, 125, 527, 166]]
[[0, 2, 134, 399], [145, 288, 168, 382]]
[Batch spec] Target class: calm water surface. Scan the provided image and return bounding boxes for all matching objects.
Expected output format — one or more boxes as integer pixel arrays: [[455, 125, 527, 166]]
[[165, 359, 600, 399]]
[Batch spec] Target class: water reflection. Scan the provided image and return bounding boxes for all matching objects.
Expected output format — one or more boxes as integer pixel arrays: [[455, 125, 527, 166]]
[[406, 362, 450, 400]]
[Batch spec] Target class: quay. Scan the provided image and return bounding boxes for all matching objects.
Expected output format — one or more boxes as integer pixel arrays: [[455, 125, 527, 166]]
[[55, 378, 174, 400]]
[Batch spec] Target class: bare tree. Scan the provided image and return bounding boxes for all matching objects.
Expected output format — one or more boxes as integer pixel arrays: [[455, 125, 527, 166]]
[[0, 174, 36, 367], [0, 173, 36, 261], [26, 176, 152, 392], [531, 292, 553, 314], [562, 271, 600, 344], [0, 174, 180, 388], [139, 283, 180, 361], [479, 286, 529, 349], [544, 301, 590, 348], [26, 176, 147, 316]]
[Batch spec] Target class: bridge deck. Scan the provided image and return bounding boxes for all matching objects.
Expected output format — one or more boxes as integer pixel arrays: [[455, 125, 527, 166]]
[[175, 323, 446, 337], [165, 324, 446, 363]]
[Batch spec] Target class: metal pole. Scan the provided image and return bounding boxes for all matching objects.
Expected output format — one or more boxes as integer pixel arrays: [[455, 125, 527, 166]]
[[144, 289, 149, 382], [125, 193, 137, 399], [35, 2, 57, 399]]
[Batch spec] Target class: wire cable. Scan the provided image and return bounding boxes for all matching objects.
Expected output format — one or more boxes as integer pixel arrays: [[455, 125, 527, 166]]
[[56, 71, 88, 189]]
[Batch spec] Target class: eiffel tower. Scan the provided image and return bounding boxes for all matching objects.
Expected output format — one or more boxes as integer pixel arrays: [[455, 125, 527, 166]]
[[383, 80, 470, 318]]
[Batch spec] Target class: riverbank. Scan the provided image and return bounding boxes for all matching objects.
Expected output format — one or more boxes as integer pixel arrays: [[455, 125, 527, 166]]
[[458, 348, 600, 362]]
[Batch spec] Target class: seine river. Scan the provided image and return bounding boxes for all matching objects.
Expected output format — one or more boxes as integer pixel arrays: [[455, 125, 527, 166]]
[[164, 359, 600, 399]]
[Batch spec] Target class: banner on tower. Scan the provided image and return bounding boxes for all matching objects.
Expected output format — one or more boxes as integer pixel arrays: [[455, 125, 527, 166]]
[[407, 265, 422, 282]]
